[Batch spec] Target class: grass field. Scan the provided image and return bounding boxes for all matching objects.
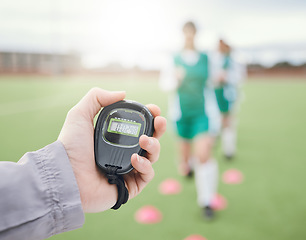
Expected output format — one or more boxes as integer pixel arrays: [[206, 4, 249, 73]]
[[0, 75, 306, 240]]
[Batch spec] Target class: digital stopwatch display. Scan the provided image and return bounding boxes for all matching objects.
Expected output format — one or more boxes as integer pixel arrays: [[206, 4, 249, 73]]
[[102, 108, 146, 147], [108, 118, 141, 137], [94, 100, 154, 175]]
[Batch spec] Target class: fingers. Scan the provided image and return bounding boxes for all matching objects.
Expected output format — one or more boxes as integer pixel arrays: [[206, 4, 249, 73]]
[[131, 153, 155, 183], [139, 135, 160, 164], [137, 105, 166, 164], [146, 104, 167, 139], [73, 88, 126, 120], [153, 116, 167, 139], [146, 104, 161, 117]]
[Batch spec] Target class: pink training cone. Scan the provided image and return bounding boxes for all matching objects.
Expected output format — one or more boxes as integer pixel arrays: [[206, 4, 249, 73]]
[[159, 178, 182, 195], [134, 205, 162, 224], [184, 234, 207, 240], [211, 194, 227, 211], [222, 169, 244, 184]]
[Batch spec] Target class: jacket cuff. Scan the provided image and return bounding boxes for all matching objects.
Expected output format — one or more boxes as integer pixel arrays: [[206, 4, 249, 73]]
[[37, 141, 85, 235]]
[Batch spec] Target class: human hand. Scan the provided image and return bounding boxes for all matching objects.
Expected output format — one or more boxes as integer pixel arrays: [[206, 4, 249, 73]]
[[58, 88, 167, 213], [216, 70, 227, 85], [175, 66, 186, 87]]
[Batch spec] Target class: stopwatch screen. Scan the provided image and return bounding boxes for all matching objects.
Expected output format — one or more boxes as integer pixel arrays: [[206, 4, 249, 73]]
[[102, 108, 146, 147], [108, 118, 141, 137]]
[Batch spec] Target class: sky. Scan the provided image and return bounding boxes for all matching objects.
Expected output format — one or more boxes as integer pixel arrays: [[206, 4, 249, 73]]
[[0, 0, 306, 69]]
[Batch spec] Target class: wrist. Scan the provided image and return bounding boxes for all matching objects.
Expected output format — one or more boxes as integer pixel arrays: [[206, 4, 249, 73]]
[[78, 172, 118, 213]]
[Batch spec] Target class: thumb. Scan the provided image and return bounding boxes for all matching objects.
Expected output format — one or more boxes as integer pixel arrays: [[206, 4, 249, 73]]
[[73, 88, 126, 120]]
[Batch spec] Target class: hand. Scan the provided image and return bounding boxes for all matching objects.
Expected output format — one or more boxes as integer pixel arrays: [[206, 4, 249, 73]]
[[58, 88, 167, 213], [216, 70, 227, 85], [175, 66, 186, 87]]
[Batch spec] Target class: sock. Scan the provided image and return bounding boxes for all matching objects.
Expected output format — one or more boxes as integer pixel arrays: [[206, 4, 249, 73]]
[[194, 158, 218, 207], [222, 126, 236, 157]]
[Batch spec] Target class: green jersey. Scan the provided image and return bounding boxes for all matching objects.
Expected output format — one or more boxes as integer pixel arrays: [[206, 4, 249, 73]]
[[174, 52, 209, 119], [214, 53, 237, 114]]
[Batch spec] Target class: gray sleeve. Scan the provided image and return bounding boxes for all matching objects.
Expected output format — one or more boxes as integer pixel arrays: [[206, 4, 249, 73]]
[[0, 141, 85, 240]]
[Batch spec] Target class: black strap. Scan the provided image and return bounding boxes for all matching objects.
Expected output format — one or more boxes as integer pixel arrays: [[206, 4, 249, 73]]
[[106, 166, 129, 210]]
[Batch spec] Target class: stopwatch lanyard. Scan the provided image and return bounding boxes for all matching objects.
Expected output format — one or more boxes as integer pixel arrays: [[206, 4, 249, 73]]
[[105, 166, 129, 210]]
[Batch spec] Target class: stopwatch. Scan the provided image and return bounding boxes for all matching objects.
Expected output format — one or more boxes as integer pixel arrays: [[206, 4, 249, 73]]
[[94, 100, 154, 175]]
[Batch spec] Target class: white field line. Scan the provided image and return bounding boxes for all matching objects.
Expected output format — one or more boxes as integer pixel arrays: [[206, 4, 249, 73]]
[[0, 95, 77, 116]]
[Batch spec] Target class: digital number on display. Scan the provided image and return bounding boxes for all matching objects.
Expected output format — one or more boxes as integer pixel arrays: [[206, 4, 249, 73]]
[[108, 118, 141, 137]]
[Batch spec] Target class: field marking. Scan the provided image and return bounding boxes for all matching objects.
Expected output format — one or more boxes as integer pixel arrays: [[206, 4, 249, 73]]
[[0, 94, 77, 116]]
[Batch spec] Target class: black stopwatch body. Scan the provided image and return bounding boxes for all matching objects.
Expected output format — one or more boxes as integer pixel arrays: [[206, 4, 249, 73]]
[[94, 100, 154, 175]]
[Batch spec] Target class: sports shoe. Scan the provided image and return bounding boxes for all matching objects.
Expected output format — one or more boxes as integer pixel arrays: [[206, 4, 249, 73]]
[[203, 206, 214, 221], [186, 169, 194, 178], [225, 154, 234, 160]]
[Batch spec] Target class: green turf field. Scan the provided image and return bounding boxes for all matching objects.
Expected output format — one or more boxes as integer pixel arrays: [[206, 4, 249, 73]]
[[0, 75, 305, 240]]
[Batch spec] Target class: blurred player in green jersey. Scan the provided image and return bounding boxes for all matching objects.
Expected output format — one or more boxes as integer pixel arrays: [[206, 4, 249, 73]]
[[212, 39, 246, 159], [160, 21, 221, 220]]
